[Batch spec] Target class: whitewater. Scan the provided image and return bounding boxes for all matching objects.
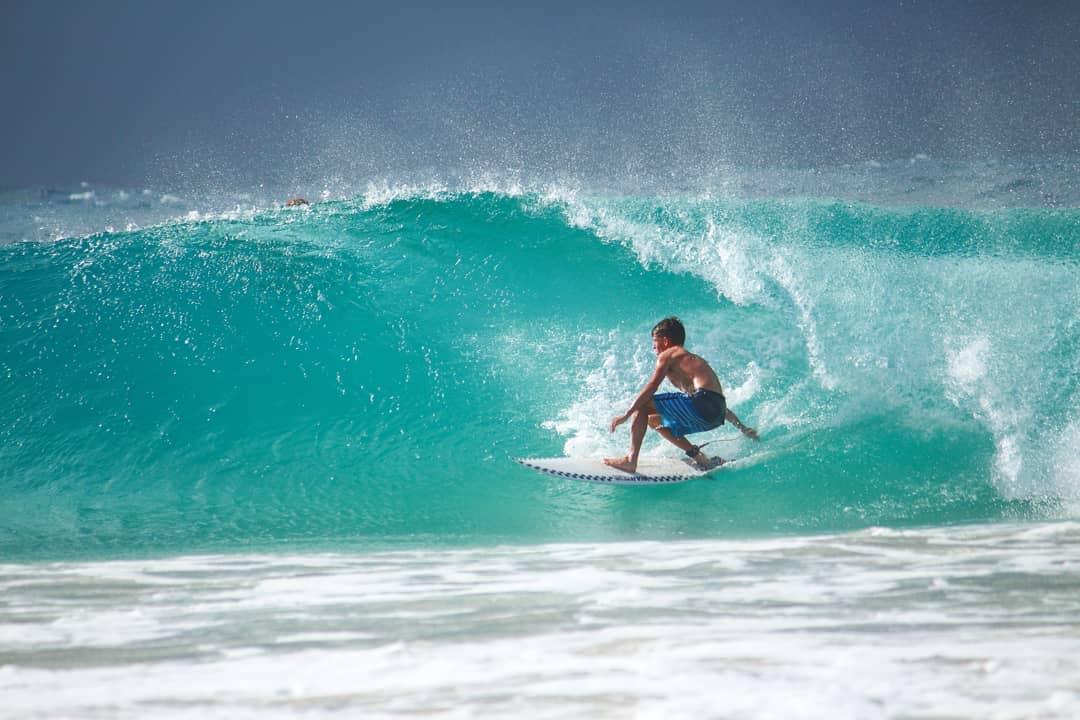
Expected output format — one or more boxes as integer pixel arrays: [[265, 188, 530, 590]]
[[2, 165, 1079, 718]]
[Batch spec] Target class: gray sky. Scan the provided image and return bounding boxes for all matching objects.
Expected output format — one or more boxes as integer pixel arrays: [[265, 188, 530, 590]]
[[3, 0, 1077, 189]]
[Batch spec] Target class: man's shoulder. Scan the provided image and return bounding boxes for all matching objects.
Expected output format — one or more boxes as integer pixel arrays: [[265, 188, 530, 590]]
[[657, 346, 686, 361], [657, 346, 693, 369], [667, 345, 694, 358]]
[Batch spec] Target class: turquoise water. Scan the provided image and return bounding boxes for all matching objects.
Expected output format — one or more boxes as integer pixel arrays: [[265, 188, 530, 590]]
[[2, 188, 1078, 559]]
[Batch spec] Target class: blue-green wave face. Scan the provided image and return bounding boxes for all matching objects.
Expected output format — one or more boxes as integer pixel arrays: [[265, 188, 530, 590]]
[[2, 191, 1078, 558]]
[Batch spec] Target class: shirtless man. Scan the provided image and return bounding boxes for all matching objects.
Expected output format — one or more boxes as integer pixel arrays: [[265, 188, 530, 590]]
[[604, 317, 759, 473]]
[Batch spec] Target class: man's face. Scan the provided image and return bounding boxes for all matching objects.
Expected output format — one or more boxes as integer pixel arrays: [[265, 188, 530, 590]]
[[652, 333, 670, 354]]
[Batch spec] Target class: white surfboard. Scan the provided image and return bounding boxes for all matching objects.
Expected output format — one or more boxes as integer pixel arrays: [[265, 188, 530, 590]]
[[514, 456, 727, 485]]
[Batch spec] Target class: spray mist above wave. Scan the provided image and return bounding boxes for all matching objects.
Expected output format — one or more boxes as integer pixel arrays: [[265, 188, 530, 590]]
[[4, 155, 1078, 246]]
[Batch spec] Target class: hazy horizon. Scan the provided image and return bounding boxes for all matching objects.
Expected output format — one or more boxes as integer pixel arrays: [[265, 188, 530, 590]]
[[3, 0, 1078, 191]]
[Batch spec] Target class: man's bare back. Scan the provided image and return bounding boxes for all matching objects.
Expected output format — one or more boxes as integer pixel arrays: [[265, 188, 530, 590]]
[[659, 345, 724, 396]]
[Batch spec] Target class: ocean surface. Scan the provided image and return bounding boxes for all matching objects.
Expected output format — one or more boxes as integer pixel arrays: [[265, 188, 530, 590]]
[[2, 162, 1079, 717]]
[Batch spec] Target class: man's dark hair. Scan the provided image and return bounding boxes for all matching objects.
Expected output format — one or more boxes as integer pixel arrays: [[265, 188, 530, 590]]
[[652, 316, 686, 345]]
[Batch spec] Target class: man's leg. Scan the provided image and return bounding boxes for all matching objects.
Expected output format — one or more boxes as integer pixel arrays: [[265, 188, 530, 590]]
[[649, 416, 719, 468], [605, 398, 723, 473], [603, 399, 657, 473]]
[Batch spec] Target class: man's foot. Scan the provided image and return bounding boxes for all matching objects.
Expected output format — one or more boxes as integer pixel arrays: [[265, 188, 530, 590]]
[[603, 456, 638, 474], [687, 450, 725, 471]]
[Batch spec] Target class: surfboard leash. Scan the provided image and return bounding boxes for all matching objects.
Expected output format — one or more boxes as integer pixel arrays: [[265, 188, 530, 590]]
[[685, 437, 738, 458]]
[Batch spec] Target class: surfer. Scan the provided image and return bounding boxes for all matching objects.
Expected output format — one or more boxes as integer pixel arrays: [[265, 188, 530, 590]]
[[604, 317, 759, 473]]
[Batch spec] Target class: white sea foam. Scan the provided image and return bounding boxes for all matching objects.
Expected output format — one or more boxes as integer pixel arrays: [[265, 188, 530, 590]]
[[1053, 418, 1080, 511], [540, 328, 641, 458], [2, 523, 1079, 719], [767, 252, 839, 391], [702, 218, 768, 306], [938, 253, 1077, 500], [357, 180, 450, 210]]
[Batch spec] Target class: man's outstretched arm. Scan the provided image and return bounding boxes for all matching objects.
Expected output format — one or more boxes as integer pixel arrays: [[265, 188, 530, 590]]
[[610, 354, 669, 432], [726, 408, 760, 441]]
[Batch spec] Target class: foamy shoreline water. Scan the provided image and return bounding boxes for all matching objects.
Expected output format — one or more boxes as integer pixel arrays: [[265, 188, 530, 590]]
[[3, 521, 1079, 719]]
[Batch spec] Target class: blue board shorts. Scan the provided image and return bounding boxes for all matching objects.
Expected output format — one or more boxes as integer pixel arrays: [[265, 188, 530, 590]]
[[653, 390, 726, 438]]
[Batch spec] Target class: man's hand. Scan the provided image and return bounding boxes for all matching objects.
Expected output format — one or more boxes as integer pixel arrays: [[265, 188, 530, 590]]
[[725, 409, 760, 442]]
